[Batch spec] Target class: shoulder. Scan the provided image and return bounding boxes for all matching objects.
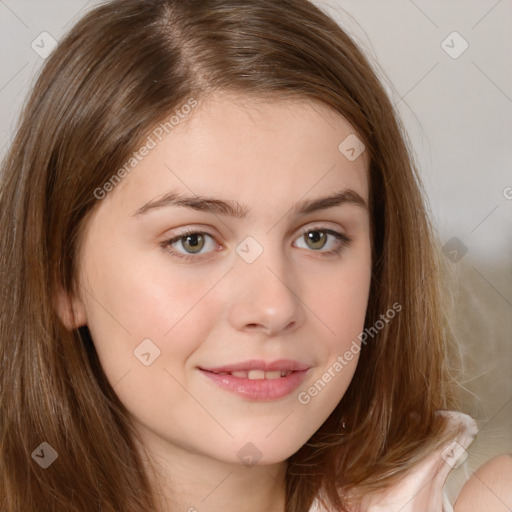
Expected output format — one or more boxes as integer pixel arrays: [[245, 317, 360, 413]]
[[454, 453, 512, 511]]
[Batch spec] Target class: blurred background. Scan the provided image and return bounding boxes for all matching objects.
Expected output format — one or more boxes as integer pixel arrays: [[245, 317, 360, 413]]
[[1, 0, 510, 497]]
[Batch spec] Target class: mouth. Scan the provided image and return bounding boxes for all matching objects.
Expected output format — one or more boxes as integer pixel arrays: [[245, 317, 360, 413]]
[[210, 369, 294, 379], [198, 359, 310, 400]]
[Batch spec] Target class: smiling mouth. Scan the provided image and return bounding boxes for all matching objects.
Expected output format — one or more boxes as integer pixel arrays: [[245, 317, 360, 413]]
[[211, 369, 294, 379], [198, 361, 310, 400]]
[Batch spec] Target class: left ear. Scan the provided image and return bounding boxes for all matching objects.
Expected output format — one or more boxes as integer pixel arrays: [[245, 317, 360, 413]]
[[54, 286, 88, 330]]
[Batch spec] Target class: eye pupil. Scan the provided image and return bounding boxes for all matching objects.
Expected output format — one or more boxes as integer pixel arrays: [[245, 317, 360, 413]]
[[305, 230, 327, 250]]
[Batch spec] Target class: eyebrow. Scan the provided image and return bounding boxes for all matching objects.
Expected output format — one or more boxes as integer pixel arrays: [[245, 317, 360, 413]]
[[132, 189, 368, 218]]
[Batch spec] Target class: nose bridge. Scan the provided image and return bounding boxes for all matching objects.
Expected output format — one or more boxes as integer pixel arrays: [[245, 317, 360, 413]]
[[227, 234, 304, 335]]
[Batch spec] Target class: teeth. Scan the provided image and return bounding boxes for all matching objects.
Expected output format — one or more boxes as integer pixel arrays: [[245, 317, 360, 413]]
[[248, 370, 266, 380], [231, 370, 249, 378], [226, 370, 292, 379]]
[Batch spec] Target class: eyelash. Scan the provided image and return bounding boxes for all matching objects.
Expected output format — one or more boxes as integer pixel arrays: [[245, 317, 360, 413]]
[[160, 226, 352, 263]]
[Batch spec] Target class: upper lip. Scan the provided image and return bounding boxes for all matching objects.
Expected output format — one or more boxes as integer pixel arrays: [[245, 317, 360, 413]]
[[199, 359, 310, 373]]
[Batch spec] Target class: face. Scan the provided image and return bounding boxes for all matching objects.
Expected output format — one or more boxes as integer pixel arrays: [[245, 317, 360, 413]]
[[65, 93, 372, 467]]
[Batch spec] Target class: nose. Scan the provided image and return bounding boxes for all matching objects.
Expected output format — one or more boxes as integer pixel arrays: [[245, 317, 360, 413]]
[[226, 245, 305, 337]]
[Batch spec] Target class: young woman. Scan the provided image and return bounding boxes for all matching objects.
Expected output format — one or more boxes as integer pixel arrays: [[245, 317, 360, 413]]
[[0, 1, 510, 511]]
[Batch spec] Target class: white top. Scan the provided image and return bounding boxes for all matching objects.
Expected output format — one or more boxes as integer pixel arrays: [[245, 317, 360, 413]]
[[308, 411, 478, 512]]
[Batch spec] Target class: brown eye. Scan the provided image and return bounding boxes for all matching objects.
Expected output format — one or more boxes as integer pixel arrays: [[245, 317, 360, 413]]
[[293, 227, 350, 256], [180, 233, 205, 254], [304, 230, 328, 250], [163, 230, 217, 258]]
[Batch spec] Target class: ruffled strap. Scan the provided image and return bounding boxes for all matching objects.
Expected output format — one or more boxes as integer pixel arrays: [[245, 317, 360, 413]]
[[359, 411, 477, 511], [309, 411, 478, 512]]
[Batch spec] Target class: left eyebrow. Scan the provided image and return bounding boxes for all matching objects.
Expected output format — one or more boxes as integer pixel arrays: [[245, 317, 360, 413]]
[[132, 189, 368, 218]]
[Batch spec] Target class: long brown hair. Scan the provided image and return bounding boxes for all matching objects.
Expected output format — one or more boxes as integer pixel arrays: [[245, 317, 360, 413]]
[[0, 1, 463, 510]]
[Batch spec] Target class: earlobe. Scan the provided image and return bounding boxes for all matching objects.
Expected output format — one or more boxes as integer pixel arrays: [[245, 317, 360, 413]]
[[54, 287, 87, 330]]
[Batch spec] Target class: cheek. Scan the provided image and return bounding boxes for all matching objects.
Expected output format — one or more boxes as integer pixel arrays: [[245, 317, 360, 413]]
[[298, 251, 371, 405], [314, 252, 372, 346], [81, 251, 224, 381], [295, 284, 368, 421], [320, 279, 370, 335], [80, 259, 225, 433]]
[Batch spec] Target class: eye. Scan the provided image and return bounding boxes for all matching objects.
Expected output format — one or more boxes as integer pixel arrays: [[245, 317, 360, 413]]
[[293, 227, 350, 255], [161, 229, 218, 261]]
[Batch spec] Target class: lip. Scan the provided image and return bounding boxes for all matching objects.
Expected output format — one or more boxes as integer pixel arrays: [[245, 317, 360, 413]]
[[198, 359, 311, 401], [200, 359, 310, 373]]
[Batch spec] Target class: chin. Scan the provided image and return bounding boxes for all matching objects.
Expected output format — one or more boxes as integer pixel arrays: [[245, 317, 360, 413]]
[[216, 434, 309, 468]]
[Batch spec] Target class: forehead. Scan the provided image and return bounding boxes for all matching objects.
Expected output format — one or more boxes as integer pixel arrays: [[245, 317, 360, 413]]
[[107, 93, 370, 217]]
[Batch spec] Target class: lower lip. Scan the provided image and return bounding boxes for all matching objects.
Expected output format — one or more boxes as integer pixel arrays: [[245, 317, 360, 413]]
[[199, 369, 309, 401]]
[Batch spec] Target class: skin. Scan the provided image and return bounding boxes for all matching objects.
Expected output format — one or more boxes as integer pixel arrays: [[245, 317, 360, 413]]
[[455, 454, 512, 512], [59, 93, 373, 512]]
